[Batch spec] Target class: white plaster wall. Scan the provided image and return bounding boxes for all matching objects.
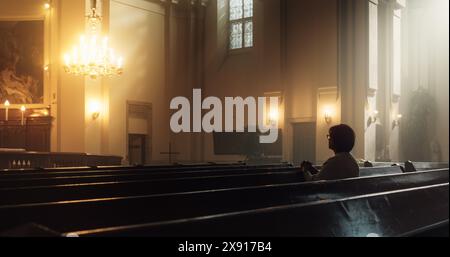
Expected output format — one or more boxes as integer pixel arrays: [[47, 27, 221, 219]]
[[107, 0, 167, 162]]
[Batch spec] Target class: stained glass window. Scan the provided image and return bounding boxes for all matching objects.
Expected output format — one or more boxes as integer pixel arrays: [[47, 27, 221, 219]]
[[244, 21, 253, 47], [230, 0, 243, 20], [230, 22, 243, 49], [229, 0, 253, 50], [244, 0, 253, 18]]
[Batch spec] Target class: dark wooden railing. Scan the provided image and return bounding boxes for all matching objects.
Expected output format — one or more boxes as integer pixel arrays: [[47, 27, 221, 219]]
[[0, 107, 52, 152], [0, 150, 123, 169]]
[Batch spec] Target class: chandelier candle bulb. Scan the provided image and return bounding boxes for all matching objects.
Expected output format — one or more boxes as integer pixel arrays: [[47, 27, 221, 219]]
[[63, 1, 123, 79]]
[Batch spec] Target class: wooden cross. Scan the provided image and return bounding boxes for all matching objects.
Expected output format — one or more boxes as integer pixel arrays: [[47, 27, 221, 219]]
[[160, 142, 180, 164]]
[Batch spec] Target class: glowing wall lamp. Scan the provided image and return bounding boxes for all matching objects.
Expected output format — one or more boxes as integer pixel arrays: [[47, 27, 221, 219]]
[[88, 100, 101, 120], [43, 2, 51, 10], [268, 107, 280, 125], [324, 107, 333, 125], [392, 114, 402, 130], [263, 91, 283, 127], [367, 110, 379, 128]]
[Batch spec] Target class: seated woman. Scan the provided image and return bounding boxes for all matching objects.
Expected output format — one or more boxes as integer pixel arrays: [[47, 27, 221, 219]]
[[301, 124, 359, 181]]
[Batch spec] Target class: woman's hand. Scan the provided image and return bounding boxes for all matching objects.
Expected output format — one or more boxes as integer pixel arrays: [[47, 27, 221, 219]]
[[300, 161, 315, 181], [301, 161, 313, 172]]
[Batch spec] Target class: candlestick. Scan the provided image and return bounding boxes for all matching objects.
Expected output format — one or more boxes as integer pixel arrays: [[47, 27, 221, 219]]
[[21, 105, 26, 125], [4, 100, 10, 121]]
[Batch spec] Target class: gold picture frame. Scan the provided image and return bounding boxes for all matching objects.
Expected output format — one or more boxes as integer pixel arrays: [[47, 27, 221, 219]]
[[0, 13, 50, 109]]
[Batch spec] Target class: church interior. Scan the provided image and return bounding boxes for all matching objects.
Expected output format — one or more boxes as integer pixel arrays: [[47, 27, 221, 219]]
[[0, 0, 448, 238]]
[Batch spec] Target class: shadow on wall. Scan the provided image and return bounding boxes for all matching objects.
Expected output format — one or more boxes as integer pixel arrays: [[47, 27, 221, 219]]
[[401, 88, 440, 161]]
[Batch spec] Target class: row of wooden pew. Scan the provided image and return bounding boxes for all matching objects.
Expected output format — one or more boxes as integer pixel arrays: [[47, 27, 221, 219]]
[[0, 162, 448, 237]]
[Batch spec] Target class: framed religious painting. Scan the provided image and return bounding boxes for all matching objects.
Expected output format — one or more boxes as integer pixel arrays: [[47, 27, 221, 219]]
[[0, 18, 48, 107]]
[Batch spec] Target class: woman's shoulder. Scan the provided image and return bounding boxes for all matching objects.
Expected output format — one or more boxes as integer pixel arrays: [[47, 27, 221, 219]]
[[326, 153, 358, 164]]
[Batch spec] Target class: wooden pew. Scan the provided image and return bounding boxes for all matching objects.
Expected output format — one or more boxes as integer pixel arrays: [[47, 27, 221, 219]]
[[0, 166, 438, 206], [362, 161, 449, 172], [0, 166, 401, 188], [0, 163, 403, 191], [405, 161, 449, 172], [0, 162, 292, 175], [405, 220, 449, 237], [360, 161, 402, 167], [0, 168, 299, 188], [0, 169, 447, 234], [69, 183, 449, 237], [359, 165, 403, 176], [0, 163, 293, 180]]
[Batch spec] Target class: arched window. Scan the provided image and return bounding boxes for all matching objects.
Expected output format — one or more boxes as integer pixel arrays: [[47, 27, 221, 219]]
[[229, 0, 253, 50]]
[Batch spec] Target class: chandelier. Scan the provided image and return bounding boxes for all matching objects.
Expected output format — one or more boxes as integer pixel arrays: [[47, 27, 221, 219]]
[[63, 0, 123, 79]]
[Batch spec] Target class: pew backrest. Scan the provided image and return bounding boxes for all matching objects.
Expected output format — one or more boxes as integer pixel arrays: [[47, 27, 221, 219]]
[[68, 183, 449, 237], [0, 162, 292, 174], [359, 165, 404, 177], [408, 162, 449, 172]]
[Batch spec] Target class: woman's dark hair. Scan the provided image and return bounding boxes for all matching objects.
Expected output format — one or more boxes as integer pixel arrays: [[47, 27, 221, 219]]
[[329, 124, 355, 153]]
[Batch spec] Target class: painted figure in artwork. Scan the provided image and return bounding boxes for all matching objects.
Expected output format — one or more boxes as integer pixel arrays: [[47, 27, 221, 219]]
[[0, 21, 44, 104]]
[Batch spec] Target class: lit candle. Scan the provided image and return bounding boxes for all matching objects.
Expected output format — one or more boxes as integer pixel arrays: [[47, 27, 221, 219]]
[[4, 100, 10, 121], [21, 105, 26, 125]]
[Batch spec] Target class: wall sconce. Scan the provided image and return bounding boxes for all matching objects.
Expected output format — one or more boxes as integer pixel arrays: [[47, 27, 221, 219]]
[[392, 114, 402, 130], [263, 91, 283, 127], [43, 2, 51, 10], [367, 110, 379, 128], [88, 100, 101, 120], [268, 108, 280, 125], [324, 108, 332, 124]]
